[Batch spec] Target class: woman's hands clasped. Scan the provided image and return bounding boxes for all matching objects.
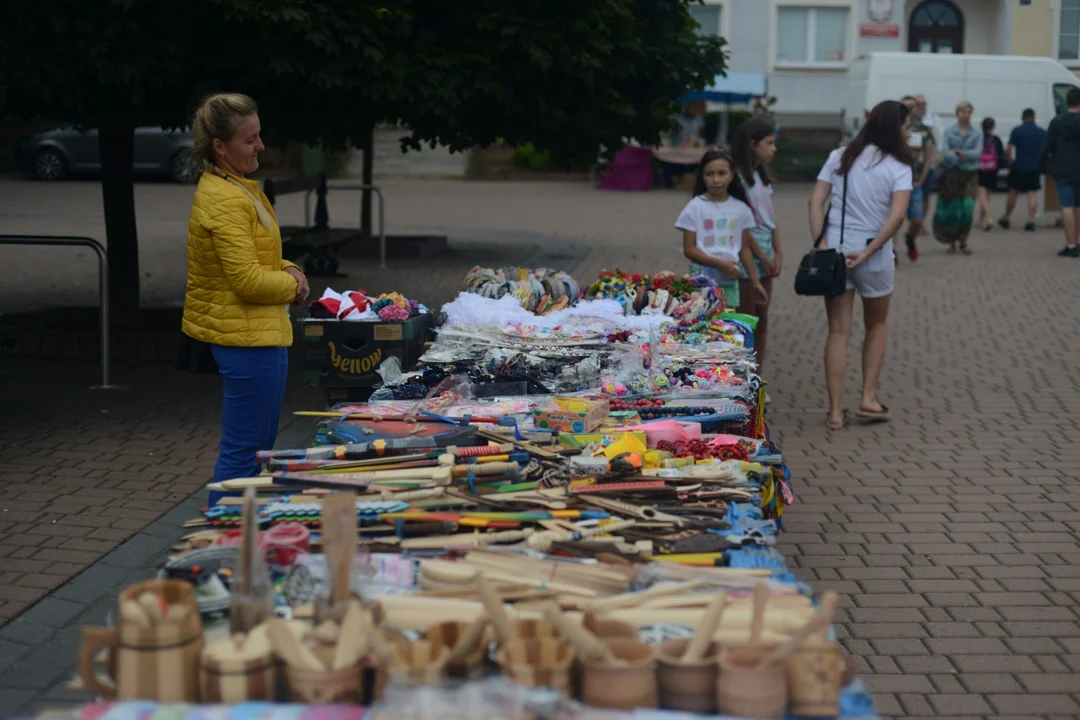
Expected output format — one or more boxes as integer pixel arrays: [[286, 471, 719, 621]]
[[285, 267, 310, 304]]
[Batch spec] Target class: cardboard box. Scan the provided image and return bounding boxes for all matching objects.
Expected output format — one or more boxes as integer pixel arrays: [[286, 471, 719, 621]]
[[300, 314, 432, 387], [534, 397, 609, 433]]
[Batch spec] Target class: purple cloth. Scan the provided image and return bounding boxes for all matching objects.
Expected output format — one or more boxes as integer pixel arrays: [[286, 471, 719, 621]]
[[597, 147, 654, 192]]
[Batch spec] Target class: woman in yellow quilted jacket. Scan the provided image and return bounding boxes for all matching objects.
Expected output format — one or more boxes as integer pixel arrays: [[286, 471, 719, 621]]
[[181, 93, 310, 481]]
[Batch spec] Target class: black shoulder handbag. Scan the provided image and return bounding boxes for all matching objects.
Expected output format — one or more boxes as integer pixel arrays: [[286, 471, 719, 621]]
[[795, 172, 848, 297]]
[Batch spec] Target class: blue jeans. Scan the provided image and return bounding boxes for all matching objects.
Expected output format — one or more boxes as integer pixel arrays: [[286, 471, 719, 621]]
[[906, 185, 925, 220], [211, 345, 289, 481]]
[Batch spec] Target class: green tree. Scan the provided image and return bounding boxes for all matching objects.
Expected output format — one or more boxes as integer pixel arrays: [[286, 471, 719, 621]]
[[1, 0, 725, 315]]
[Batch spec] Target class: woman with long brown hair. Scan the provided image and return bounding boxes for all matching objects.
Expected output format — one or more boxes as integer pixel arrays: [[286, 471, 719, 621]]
[[809, 100, 913, 429]]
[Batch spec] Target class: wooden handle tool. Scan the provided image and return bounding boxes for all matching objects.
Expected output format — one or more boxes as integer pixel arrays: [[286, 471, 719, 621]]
[[540, 603, 621, 665], [756, 591, 840, 669], [750, 581, 769, 643], [268, 620, 325, 672], [474, 572, 516, 645], [681, 591, 728, 662], [444, 615, 489, 665], [332, 600, 369, 670]]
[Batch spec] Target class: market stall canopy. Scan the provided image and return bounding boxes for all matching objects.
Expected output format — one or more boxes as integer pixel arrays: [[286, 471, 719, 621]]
[[682, 72, 768, 104]]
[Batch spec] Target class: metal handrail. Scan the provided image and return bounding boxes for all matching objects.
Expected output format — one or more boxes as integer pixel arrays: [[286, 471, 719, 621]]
[[303, 183, 387, 269], [0, 235, 113, 388]]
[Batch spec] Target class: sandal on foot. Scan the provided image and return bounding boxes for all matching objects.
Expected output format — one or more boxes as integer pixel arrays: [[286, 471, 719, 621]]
[[854, 404, 890, 423], [960, 246, 973, 255]]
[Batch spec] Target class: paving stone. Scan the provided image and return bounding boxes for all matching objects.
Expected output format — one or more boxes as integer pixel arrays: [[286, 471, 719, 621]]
[[928, 694, 993, 714], [988, 694, 1080, 714]]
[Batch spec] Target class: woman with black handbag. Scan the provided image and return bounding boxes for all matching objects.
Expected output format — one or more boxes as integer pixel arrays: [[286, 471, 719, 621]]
[[807, 100, 913, 429]]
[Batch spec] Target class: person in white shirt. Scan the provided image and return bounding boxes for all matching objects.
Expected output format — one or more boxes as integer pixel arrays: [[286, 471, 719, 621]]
[[675, 147, 768, 310], [809, 100, 914, 429]]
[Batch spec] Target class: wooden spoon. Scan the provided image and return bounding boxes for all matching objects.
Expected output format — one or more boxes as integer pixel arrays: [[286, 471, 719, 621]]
[[332, 600, 369, 670], [749, 581, 769, 643], [474, 572, 516, 645], [268, 620, 324, 672], [681, 591, 728, 662]]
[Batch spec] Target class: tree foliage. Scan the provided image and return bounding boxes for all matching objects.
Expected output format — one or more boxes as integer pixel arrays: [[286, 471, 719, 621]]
[[0, 0, 726, 310]]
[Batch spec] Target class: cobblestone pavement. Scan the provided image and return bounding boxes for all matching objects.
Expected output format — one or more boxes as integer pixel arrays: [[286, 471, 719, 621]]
[[2, 176, 1080, 717]]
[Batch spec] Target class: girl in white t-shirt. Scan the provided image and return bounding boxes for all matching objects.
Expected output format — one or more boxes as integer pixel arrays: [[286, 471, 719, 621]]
[[731, 119, 781, 371], [675, 148, 768, 309], [809, 99, 913, 430]]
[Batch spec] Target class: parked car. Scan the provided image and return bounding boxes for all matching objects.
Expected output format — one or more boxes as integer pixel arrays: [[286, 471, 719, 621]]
[[15, 125, 199, 183]]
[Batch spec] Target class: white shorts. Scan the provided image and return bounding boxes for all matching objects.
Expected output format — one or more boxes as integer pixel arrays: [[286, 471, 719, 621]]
[[827, 231, 895, 299]]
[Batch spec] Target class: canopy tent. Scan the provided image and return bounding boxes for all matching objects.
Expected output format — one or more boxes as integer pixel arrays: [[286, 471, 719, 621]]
[[682, 72, 769, 104], [681, 72, 770, 145]]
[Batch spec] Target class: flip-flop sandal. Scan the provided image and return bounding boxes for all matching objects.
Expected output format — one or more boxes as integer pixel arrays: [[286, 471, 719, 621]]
[[854, 404, 890, 423]]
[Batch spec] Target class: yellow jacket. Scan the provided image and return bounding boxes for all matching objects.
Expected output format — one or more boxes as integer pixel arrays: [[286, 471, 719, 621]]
[[182, 169, 300, 347]]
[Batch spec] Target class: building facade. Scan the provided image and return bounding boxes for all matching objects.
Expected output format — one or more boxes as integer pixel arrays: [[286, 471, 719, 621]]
[[694, 0, 1063, 129]]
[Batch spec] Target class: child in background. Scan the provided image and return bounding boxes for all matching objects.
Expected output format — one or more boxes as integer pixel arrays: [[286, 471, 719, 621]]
[[675, 147, 768, 310], [731, 120, 781, 371]]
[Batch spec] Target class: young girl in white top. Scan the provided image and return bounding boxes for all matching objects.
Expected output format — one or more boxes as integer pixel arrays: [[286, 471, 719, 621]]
[[731, 120, 782, 371], [809, 99, 913, 430], [675, 148, 768, 310]]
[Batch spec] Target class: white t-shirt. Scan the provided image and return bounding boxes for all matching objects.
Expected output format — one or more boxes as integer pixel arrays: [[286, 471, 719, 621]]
[[741, 170, 776, 232], [675, 195, 757, 263], [817, 146, 912, 248]]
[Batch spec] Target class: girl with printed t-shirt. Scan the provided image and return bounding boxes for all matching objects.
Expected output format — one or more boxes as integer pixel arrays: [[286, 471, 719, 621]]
[[675, 148, 768, 310], [809, 100, 913, 430]]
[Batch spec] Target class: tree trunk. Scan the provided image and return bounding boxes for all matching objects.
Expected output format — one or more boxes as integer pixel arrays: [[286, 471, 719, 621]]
[[98, 124, 140, 323], [361, 125, 374, 239]]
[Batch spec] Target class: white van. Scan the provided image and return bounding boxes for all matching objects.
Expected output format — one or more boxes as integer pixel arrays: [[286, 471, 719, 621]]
[[843, 53, 1080, 220]]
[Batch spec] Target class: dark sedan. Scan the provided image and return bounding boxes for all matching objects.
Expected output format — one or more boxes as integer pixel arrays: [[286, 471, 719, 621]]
[[15, 125, 199, 183]]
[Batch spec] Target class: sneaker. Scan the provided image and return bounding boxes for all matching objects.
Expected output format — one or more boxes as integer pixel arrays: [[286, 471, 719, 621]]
[[905, 235, 918, 262], [997, 217, 1011, 229], [1023, 222, 1036, 232], [1058, 246, 1080, 257]]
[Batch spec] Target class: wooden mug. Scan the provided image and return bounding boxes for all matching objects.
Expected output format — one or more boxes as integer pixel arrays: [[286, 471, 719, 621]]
[[78, 579, 203, 702]]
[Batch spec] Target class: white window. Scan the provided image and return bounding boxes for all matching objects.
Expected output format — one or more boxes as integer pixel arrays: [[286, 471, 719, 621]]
[[774, 5, 851, 67], [1061, 0, 1080, 62], [688, 1, 730, 40]]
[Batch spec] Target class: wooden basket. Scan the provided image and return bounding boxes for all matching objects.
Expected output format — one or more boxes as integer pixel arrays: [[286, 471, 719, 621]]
[[422, 621, 490, 679], [388, 640, 449, 685], [496, 638, 575, 693], [285, 662, 365, 703], [717, 643, 787, 720], [510, 618, 560, 643], [656, 637, 720, 714], [786, 639, 845, 717], [580, 637, 657, 711], [199, 625, 278, 703]]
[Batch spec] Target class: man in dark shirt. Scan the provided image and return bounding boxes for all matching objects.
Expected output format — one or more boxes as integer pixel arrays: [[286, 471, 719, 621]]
[[1041, 88, 1080, 257], [998, 109, 1047, 232]]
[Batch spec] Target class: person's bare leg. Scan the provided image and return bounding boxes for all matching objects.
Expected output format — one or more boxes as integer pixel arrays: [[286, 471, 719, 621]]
[[976, 187, 992, 229], [860, 293, 892, 413], [825, 291, 855, 426], [754, 277, 772, 371], [1026, 192, 1038, 224], [1003, 189, 1018, 221], [1062, 207, 1080, 246], [738, 277, 771, 371], [1063, 207, 1079, 246]]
